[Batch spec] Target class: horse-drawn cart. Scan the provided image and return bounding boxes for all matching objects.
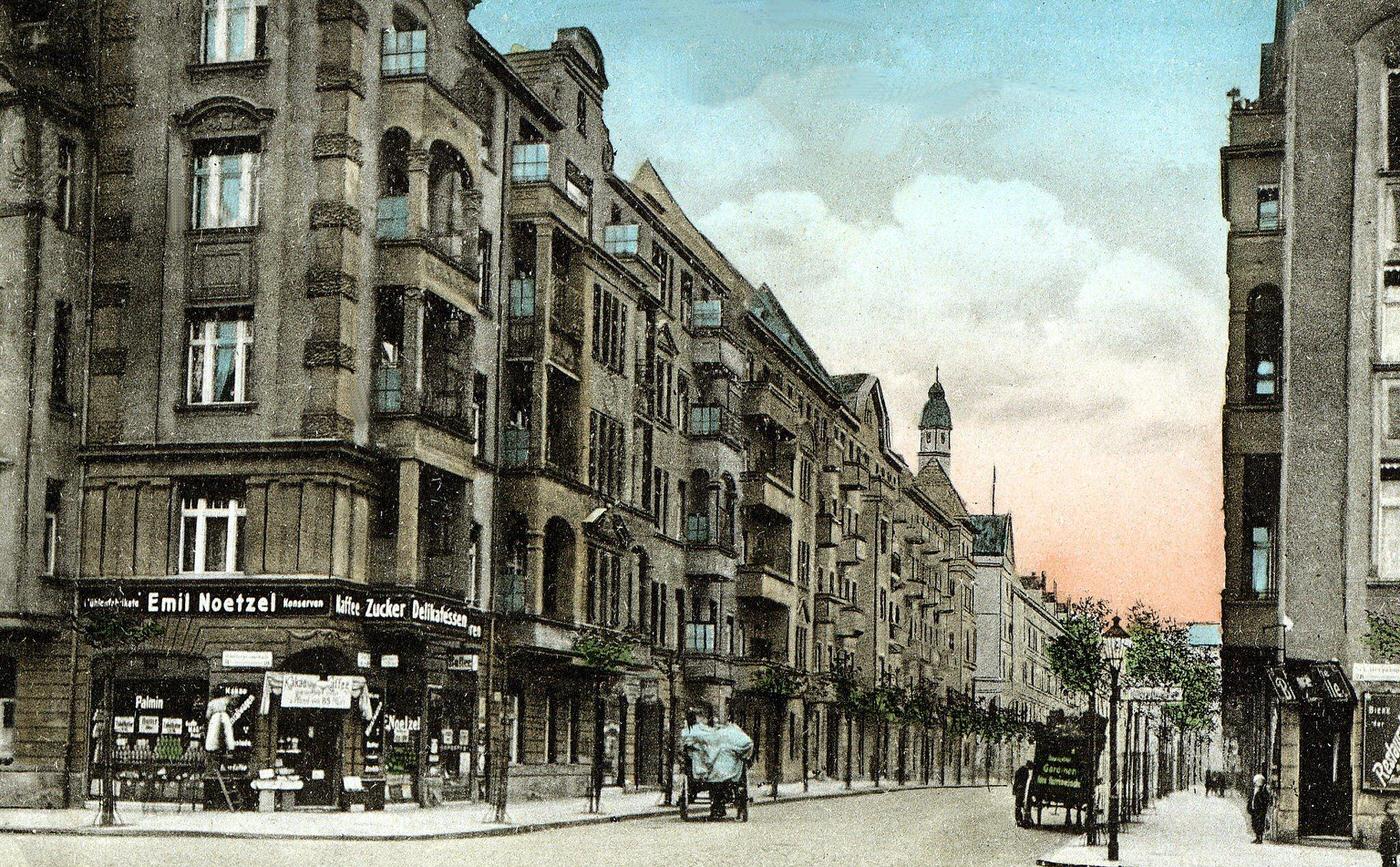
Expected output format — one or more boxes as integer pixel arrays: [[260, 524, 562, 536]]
[[678, 720, 752, 822]]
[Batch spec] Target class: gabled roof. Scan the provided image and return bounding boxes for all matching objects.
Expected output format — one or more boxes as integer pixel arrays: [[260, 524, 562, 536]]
[[912, 459, 968, 522], [968, 513, 1013, 559], [830, 374, 868, 411]]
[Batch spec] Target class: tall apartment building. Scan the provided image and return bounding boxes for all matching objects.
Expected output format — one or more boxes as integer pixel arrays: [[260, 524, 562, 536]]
[[1220, 0, 1400, 844], [0, 2, 989, 809]]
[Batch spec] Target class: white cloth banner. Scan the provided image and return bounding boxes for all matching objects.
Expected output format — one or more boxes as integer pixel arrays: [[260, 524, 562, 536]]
[[259, 672, 373, 718]]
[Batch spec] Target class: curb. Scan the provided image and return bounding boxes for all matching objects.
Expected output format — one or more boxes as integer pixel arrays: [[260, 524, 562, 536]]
[[0, 781, 998, 841]]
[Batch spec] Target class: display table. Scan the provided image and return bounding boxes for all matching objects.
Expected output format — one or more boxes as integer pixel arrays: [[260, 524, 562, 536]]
[[250, 777, 304, 812]]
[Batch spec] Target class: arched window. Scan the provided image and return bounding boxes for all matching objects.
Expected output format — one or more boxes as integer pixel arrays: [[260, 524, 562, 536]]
[[542, 517, 574, 620], [428, 141, 473, 260], [382, 7, 426, 76], [375, 128, 410, 239], [1245, 286, 1282, 401]]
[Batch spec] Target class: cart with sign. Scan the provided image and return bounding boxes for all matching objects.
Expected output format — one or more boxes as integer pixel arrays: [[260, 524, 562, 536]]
[[677, 722, 752, 822]]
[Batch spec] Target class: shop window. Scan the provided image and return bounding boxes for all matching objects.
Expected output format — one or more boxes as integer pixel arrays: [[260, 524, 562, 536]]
[[381, 8, 426, 76], [89, 664, 208, 802], [186, 308, 254, 405], [179, 479, 246, 574], [0, 657, 14, 765], [192, 137, 261, 229]]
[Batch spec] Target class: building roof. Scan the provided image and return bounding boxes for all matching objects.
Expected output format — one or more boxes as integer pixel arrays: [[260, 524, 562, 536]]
[[748, 282, 839, 392], [1187, 622, 1222, 648], [968, 513, 1012, 558], [920, 380, 952, 430], [913, 458, 968, 521]]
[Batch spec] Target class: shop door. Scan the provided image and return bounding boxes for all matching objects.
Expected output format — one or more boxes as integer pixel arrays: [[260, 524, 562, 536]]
[[279, 708, 341, 806], [1299, 707, 1353, 838]]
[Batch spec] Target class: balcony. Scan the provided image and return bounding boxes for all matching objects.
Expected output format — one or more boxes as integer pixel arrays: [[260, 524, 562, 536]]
[[837, 534, 868, 565], [692, 328, 745, 376], [688, 406, 742, 446], [740, 379, 796, 437], [548, 315, 582, 375], [373, 365, 476, 441], [737, 563, 793, 607], [509, 145, 588, 238], [816, 512, 840, 548], [839, 460, 869, 490], [742, 469, 794, 518], [683, 653, 735, 685], [377, 233, 483, 315], [835, 602, 866, 640], [686, 543, 738, 582]]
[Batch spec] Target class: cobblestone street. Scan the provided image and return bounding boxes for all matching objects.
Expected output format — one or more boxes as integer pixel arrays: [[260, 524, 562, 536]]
[[1, 786, 1066, 867]]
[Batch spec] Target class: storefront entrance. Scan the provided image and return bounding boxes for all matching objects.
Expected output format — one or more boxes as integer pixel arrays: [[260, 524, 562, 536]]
[[277, 707, 341, 806], [1299, 705, 1352, 838]]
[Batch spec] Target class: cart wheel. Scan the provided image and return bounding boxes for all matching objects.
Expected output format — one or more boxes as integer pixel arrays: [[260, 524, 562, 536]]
[[679, 779, 690, 821], [737, 783, 749, 822]]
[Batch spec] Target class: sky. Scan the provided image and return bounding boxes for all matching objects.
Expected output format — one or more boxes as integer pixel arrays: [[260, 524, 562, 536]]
[[475, 0, 1281, 624]]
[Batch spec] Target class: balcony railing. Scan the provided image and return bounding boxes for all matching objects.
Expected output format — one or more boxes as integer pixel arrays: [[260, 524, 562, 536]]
[[501, 428, 531, 468], [373, 365, 474, 438], [688, 406, 740, 441], [376, 196, 408, 240]]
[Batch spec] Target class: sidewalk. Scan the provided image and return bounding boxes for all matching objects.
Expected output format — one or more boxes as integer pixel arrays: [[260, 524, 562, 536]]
[[1039, 791, 1379, 867], [0, 778, 991, 840]]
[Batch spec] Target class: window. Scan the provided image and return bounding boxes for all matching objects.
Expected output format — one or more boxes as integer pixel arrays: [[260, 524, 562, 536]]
[[588, 410, 625, 500], [472, 372, 488, 457], [1390, 71, 1400, 170], [1256, 185, 1279, 231], [376, 128, 410, 240], [797, 541, 810, 587], [1382, 469, 1400, 581], [42, 481, 59, 577], [55, 138, 75, 231], [51, 300, 71, 406], [692, 299, 722, 329], [0, 658, 13, 764], [202, 0, 267, 63], [586, 545, 622, 626], [591, 285, 627, 373], [1246, 286, 1282, 398], [799, 458, 812, 502], [179, 480, 246, 574], [186, 310, 253, 404], [690, 405, 720, 436], [192, 138, 261, 229], [604, 224, 639, 257], [564, 161, 590, 210], [477, 229, 494, 310], [511, 143, 549, 183], [1243, 455, 1279, 597], [428, 142, 473, 259], [576, 91, 587, 135], [381, 9, 426, 76]]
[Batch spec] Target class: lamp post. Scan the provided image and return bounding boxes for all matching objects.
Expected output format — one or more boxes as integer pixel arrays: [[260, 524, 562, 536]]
[[1103, 615, 1131, 862]]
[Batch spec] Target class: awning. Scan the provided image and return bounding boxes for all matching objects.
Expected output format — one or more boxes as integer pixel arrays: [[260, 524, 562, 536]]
[[1268, 661, 1356, 706]]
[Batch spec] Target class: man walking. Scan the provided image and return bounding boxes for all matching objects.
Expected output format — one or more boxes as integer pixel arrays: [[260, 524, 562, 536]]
[[1381, 800, 1398, 867], [1013, 760, 1034, 827], [1248, 773, 1272, 844]]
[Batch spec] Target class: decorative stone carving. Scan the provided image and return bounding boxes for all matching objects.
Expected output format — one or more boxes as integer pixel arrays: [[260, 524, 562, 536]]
[[173, 97, 275, 138], [406, 148, 431, 173], [306, 269, 358, 301], [303, 340, 356, 371], [312, 133, 363, 164], [316, 0, 369, 29], [309, 201, 362, 235], [315, 65, 365, 97]]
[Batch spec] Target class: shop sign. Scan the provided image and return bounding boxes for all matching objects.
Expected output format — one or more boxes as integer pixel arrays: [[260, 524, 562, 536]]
[[449, 654, 480, 672], [358, 652, 372, 669], [79, 582, 486, 640], [222, 650, 273, 669], [381, 655, 399, 668], [1364, 693, 1400, 793], [1356, 664, 1400, 683], [1124, 687, 1182, 702], [280, 674, 353, 710]]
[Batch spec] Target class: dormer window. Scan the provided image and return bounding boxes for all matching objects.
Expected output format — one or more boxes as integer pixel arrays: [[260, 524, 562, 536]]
[[381, 8, 426, 77], [202, 0, 268, 64]]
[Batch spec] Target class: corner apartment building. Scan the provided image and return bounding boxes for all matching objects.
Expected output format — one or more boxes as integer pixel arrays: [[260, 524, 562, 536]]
[[0, 1, 990, 809], [1220, 0, 1400, 844]]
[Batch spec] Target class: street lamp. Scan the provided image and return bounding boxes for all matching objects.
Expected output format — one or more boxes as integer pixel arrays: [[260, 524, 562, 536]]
[[1103, 615, 1131, 862]]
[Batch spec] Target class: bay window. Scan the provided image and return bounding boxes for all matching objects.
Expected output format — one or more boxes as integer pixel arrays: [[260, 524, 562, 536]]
[[179, 480, 246, 574], [187, 309, 254, 405], [381, 9, 426, 76], [201, 0, 268, 64], [192, 138, 261, 229]]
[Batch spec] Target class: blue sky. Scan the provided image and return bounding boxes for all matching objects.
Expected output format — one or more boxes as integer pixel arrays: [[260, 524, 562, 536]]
[[475, 1, 1280, 620]]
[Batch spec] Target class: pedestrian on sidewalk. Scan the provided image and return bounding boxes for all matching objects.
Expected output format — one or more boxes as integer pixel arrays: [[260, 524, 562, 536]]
[[1381, 800, 1399, 867], [1247, 773, 1271, 844], [1012, 761, 1034, 827]]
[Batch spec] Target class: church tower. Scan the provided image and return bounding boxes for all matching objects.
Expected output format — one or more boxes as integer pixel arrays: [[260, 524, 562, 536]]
[[918, 371, 952, 474]]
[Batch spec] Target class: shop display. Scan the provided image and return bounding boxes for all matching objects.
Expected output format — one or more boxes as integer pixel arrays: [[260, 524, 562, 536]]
[[89, 677, 207, 804]]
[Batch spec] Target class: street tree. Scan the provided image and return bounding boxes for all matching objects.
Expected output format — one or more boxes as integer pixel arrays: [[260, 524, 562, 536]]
[[573, 628, 637, 813]]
